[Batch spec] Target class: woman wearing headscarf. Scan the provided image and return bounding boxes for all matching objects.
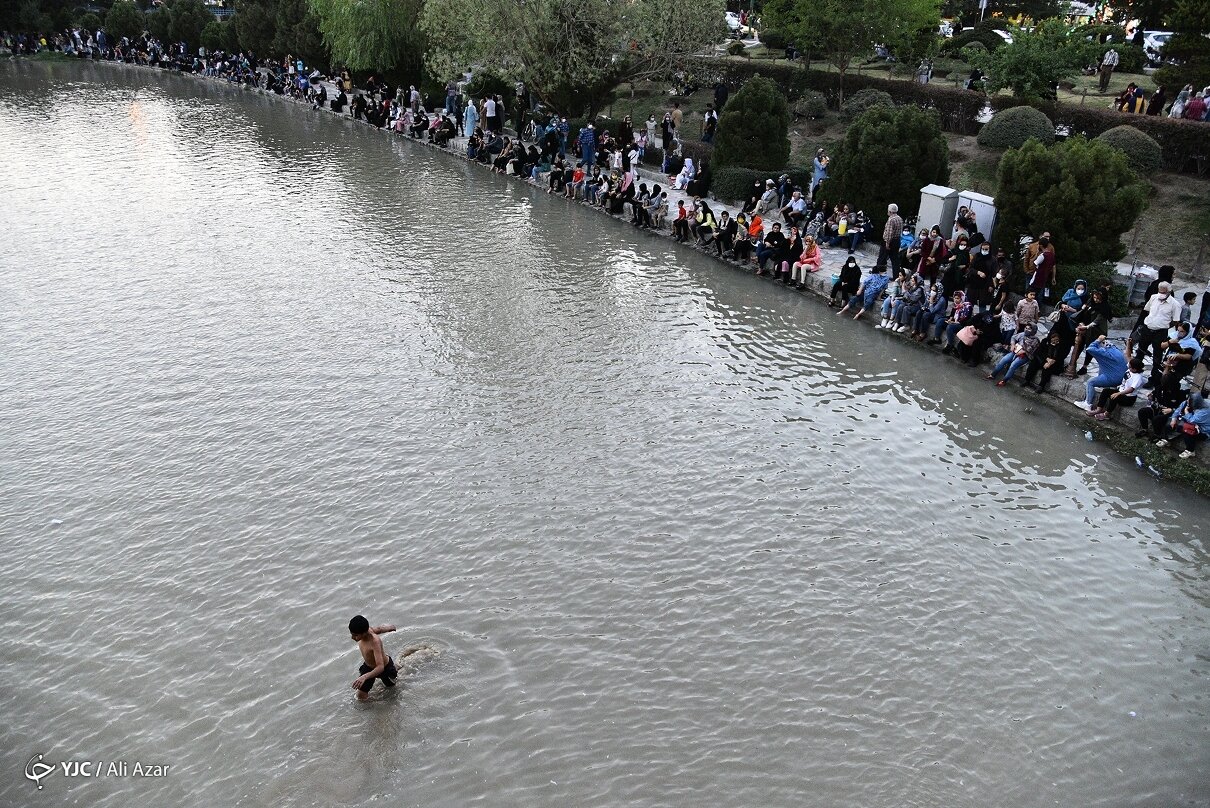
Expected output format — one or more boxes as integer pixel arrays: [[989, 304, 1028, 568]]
[[1168, 85, 1193, 118], [829, 253, 861, 306], [1146, 85, 1167, 116], [1064, 287, 1112, 376], [1155, 391, 1210, 460], [793, 236, 824, 289], [672, 157, 695, 190]]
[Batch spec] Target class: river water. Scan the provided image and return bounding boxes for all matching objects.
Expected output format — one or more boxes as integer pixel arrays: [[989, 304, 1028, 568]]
[[1, 60, 1207, 807]]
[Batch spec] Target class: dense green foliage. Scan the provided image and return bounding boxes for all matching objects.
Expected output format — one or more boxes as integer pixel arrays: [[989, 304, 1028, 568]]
[[976, 105, 1055, 149], [840, 88, 893, 121], [309, 0, 423, 78], [967, 19, 1089, 100], [168, 0, 211, 52], [1095, 125, 1163, 174], [818, 105, 949, 225], [712, 75, 791, 172], [996, 137, 1148, 264], [104, 0, 146, 42], [763, 0, 939, 101], [758, 28, 787, 52], [1153, 0, 1210, 93], [420, 0, 724, 117]]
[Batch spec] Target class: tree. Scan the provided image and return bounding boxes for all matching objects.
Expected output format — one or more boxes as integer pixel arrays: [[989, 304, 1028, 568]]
[[966, 19, 1089, 101], [1153, 0, 1210, 95], [233, 0, 277, 58], [763, 0, 939, 102], [308, 0, 423, 78], [273, 0, 327, 67], [996, 137, 1148, 264], [105, 0, 146, 42], [420, 0, 724, 117], [78, 11, 102, 33], [168, 0, 212, 50], [200, 19, 226, 51], [712, 76, 791, 172], [146, 4, 172, 42], [818, 105, 949, 228]]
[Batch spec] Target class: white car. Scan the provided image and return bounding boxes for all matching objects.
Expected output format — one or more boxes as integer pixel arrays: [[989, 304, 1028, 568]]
[[1142, 30, 1173, 55], [991, 29, 1013, 45], [725, 12, 741, 32]]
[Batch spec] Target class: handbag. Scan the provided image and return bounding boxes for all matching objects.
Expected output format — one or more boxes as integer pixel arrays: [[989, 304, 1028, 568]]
[[1183, 421, 1199, 436], [1047, 309, 1062, 322]]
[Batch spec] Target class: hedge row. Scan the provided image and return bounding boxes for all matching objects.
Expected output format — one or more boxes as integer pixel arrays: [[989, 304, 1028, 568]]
[[988, 96, 1210, 172], [689, 57, 1210, 173], [688, 57, 989, 136], [711, 165, 814, 205]]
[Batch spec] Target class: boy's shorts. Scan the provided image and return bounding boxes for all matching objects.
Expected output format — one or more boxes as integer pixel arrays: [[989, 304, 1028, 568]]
[[357, 656, 397, 692]]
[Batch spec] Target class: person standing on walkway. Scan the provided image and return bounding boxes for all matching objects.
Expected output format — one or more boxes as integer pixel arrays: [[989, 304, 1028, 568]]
[[880, 203, 903, 274], [578, 123, 597, 169], [1098, 47, 1119, 92]]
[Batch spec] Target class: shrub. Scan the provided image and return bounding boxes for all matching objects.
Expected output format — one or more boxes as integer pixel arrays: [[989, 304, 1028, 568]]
[[726, 40, 746, 57], [794, 90, 827, 119], [712, 166, 767, 203], [712, 75, 790, 171], [996, 137, 1148, 265], [1095, 125, 1162, 174], [818, 105, 949, 231], [1055, 262, 1128, 317], [989, 95, 1210, 171], [841, 88, 894, 121], [977, 105, 1055, 149], [759, 29, 788, 52], [961, 41, 987, 56]]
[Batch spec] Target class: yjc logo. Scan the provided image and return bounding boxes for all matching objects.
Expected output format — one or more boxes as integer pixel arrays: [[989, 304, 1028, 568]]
[[24, 754, 54, 790]]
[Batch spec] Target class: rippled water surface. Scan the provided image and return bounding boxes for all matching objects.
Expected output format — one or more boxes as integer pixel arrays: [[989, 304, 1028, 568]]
[[1, 60, 1208, 807]]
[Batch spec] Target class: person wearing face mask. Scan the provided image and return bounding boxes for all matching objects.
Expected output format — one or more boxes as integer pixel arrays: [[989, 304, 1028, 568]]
[[987, 324, 1040, 386], [941, 236, 970, 298], [1134, 281, 1183, 376], [1155, 321, 1202, 398], [966, 242, 996, 313]]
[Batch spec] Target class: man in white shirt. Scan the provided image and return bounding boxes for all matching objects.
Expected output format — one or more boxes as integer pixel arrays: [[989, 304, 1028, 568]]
[[1135, 281, 1183, 373], [1099, 47, 1120, 92], [780, 189, 808, 227]]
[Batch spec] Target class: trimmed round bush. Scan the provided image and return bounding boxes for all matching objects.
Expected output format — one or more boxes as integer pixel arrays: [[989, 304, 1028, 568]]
[[1095, 125, 1162, 174], [960, 41, 987, 56], [760, 29, 787, 52], [976, 105, 1055, 149], [841, 88, 894, 121], [726, 40, 746, 56]]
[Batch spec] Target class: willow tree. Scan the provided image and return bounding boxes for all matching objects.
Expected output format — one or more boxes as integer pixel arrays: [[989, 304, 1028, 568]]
[[420, 0, 724, 117], [308, 0, 424, 77]]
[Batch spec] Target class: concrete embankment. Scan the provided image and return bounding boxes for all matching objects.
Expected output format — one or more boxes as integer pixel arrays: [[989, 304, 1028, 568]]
[[83, 58, 1210, 494]]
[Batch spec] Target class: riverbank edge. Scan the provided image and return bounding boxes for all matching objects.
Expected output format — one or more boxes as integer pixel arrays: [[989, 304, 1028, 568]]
[[69, 57, 1210, 496]]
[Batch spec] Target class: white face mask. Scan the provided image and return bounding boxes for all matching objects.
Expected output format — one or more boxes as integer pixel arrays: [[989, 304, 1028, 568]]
[[1159, 293, 1169, 300], [1168, 327, 1179, 340], [980, 249, 990, 255]]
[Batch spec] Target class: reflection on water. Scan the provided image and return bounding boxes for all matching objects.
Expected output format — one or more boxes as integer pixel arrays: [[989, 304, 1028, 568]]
[[1, 60, 1207, 808]]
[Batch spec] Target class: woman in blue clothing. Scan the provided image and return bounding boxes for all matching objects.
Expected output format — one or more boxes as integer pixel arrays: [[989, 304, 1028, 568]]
[[1074, 335, 1126, 412], [1156, 392, 1210, 459], [837, 265, 889, 321]]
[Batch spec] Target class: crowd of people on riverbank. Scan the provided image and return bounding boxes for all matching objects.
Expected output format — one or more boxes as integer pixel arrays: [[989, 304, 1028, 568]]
[[10, 31, 1209, 463]]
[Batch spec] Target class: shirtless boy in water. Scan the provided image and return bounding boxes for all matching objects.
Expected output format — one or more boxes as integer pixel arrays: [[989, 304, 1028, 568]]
[[349, 615, 403, 700]]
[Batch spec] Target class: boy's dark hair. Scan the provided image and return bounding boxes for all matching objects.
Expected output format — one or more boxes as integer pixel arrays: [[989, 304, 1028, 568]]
[[1184, 292, 1197, 302], [1130, 358, 1145, 372], [349, 615, 370, 635]]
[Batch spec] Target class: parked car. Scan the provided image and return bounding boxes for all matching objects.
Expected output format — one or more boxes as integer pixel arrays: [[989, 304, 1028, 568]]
[[991, 29, 1013, 45], [1142, 30, 1174, 55]]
